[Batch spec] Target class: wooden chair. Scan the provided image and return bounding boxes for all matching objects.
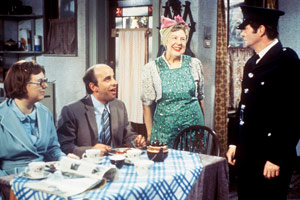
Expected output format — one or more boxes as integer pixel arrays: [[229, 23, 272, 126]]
[[173, 125, 221, 156]]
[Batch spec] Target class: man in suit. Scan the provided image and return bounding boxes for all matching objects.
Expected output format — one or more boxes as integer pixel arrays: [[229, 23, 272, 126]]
[[57, 64, 146, 157], [226, 5, 300, 200]]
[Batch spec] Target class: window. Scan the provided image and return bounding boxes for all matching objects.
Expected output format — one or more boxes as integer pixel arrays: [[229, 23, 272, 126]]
[[115, 6, 153, 29], [44, 0, 77, 55]]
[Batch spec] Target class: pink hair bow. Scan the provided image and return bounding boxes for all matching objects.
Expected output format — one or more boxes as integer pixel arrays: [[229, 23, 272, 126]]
[[161, 15, 189, 29]]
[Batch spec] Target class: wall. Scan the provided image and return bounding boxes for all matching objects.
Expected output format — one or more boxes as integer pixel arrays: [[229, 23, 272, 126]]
[[278, 0, 300, 56], [36, 0, 87, 121], [197, 0, 218, 129], [160, 0, 218, 128]]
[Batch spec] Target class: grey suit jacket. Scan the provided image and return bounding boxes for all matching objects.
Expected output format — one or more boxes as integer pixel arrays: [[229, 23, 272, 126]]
[[57, 95, 138, 157]]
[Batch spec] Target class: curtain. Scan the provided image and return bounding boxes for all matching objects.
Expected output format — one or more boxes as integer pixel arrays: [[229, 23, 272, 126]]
[[47, 18, 77, 54], [228, 48, 254, 110], [117, 29, 148, 124], [214, 0, 229, 157]]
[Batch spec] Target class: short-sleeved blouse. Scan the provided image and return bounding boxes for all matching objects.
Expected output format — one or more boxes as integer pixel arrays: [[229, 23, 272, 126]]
[[141, 54, 204, 106]]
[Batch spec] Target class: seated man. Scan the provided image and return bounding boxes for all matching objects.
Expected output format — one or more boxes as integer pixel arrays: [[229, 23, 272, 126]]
[[57, 64, 146, 157]]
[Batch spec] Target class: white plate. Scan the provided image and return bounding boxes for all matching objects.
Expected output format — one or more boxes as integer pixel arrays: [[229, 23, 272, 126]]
[[81, 157, 104, 164], [22, 171, 51, 180]]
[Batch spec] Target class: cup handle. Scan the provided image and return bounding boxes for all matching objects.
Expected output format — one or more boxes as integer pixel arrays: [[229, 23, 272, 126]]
[[82, 153, 87, 159], [24, 167, 29, 173]]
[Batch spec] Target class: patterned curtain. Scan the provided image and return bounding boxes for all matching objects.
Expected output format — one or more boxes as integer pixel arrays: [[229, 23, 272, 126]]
[[47, 18, 77, 54], [117, 29, 148, 124], [214, 0, 229, 157]]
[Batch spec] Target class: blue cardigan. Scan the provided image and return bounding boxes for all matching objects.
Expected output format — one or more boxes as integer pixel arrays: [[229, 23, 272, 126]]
[[0, 99, 65, 176]]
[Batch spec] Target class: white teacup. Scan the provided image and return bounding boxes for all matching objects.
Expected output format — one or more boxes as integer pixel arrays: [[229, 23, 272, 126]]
[[28, 161, 46, 178], [127, 149, 142, 160], [82, 149, 101, 161], [109, 155, 126, 169], [134, 160, 154, 176]]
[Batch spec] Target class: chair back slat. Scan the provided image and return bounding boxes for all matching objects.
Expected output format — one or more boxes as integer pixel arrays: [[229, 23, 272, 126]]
[[173, 125, 220, 156]]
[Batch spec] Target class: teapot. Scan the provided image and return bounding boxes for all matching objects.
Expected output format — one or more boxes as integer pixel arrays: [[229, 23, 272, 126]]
[[147, 140, 168, 162]]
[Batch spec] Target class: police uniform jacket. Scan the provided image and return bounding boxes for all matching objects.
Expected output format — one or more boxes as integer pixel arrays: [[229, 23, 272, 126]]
[[232, 41, 300, 171]]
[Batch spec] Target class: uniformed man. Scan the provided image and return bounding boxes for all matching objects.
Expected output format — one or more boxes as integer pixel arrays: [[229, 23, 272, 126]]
[[226, 5, 300, 200]]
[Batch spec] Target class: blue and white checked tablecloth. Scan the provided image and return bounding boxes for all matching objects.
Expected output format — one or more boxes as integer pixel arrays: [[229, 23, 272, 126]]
[[11, 149, 203, 200]]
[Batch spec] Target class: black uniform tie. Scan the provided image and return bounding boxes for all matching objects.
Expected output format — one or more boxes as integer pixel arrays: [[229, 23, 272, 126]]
[[250, 54, 260, 69]]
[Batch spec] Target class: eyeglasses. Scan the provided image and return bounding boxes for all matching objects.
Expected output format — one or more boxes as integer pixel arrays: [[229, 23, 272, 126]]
[[26, 78, 48, 87]]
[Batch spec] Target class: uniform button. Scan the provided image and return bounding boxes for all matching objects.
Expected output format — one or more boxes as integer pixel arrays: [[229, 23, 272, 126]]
[[240, 120, 244, 125], [241, 104, 246, 109], [261, 82, 265, 85], [244, 88, 249, 93], [283, 48, 287, 51], [248, 73, 254, 78], [267, 133, 272, 137]]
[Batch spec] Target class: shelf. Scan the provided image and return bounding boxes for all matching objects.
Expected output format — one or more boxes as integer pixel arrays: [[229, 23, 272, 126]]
[[0, 2, 44, 69], [0, 15, 43, 21], [0, 51, 43, 54]]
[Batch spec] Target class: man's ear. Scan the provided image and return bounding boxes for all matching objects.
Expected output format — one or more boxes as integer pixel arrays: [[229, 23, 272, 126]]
[[89, 82, 97, 92], [258, 25, 266, 37]]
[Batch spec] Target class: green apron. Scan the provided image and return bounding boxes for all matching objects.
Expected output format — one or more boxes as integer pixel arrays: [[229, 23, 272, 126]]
[[151, 55, 204, 148]]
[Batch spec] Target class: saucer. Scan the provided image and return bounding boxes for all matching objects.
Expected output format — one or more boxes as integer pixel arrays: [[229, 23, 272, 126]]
[[22, 171, 51, 180], [125, 157, 140, 165], [82, 157, 104, 164]]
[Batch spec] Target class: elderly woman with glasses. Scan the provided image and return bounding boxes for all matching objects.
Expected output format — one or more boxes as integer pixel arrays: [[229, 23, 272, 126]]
[[0, 60, 73, 176], [141, 15, 205, 148]]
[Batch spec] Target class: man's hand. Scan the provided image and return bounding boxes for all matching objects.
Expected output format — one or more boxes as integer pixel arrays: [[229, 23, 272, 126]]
[[263, 161, 280, 179], [226, 146, 237, 166], [92, 143, 111, 156], [134, 135, 147, 149]]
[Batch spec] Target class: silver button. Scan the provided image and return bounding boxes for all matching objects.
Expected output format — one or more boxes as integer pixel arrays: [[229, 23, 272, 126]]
[[240, 120, 244, 125], [283, 48, 287, 51], [267, 133, 272, 137], [261, 82, 265, 85], [241, 104, 246, 109], [248, 73, 254, 78], [244, 88, 249, 93]]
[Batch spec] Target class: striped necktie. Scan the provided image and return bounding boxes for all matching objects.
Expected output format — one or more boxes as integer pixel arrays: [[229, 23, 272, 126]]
[[102, 105, 111, 145]]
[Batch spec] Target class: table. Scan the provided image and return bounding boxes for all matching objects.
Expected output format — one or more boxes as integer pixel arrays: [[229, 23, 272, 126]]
[[3, 150, 229, 200], [188, 154, 229, 200]]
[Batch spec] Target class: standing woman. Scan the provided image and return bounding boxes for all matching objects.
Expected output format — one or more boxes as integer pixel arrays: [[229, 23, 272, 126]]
[[0, 60, 66, 176], [141, 15, 205, 147]]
